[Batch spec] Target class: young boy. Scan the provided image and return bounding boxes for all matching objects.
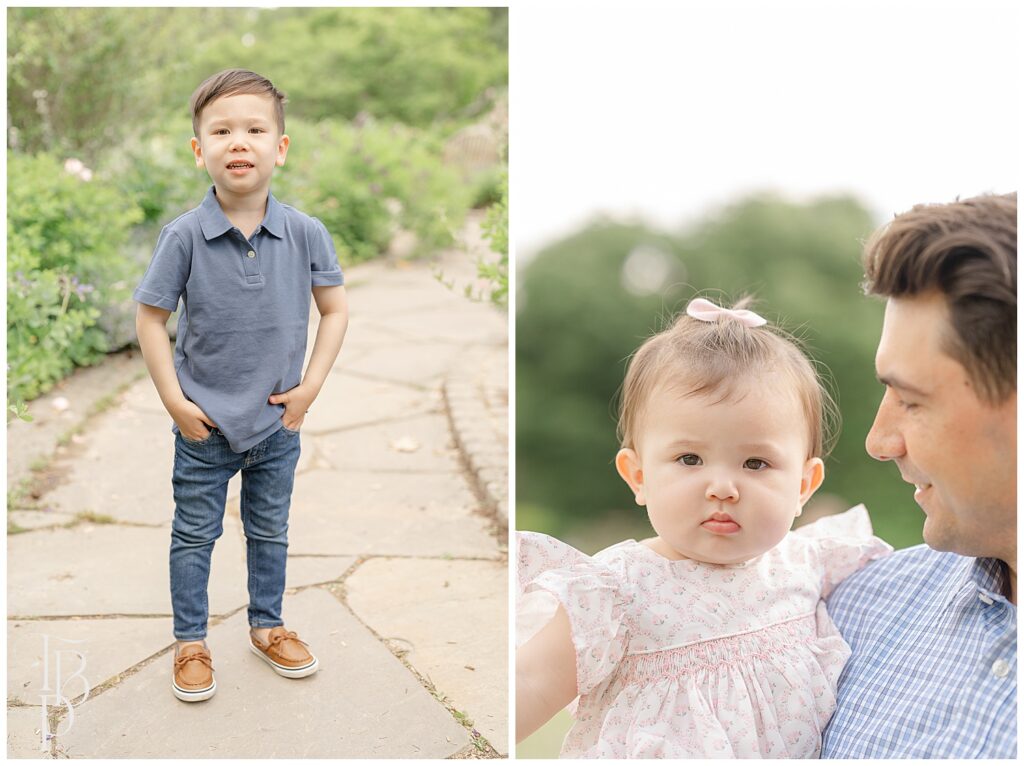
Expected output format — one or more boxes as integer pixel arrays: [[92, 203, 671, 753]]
[[134, 69, 349, 702]]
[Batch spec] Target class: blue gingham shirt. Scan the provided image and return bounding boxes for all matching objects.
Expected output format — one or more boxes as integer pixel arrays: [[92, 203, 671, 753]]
[[821, 544, 1017, 758]]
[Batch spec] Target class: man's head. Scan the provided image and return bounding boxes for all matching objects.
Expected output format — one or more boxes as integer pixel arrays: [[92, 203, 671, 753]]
[[189, 69, 290, 194], [863, 193, 1016, 564]]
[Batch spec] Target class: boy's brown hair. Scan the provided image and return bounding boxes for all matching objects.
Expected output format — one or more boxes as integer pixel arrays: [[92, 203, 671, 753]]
[[862, 192, 1016, 404], [617, 297, 840, 460], [189, 69, 287, 137]]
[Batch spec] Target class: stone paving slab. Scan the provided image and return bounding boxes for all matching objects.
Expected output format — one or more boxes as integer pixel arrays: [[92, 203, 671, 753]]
[[53, 588, 470, 758], [6, 351, 147, 489], [362, 309, 505, 346], [341, 343, 464, 387], [318, 413, 462, 473], [298, 373, 436, 433], [7, 521, 247, 617], [283, 556, 354, 589], [347, 557, 509, 755], [38, 411, 174, 525], [117, 375, 167, 416], [287, 470, 497, 558], [7, 706, 51, 758], [8, 617, 173, 706], [8, 511, 77, 532]]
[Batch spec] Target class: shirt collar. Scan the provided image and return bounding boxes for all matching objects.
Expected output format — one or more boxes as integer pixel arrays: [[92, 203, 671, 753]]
[[967, 557, 1013, 605], [197, 185, 285, 240]]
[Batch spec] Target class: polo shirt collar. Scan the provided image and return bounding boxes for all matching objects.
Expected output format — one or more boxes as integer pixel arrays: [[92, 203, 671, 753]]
[[197, 185, 285, 240]]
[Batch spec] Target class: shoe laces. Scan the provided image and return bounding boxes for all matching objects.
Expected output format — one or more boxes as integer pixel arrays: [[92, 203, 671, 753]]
[[267, 630, 309, 651], [174, 648, 214, 671]]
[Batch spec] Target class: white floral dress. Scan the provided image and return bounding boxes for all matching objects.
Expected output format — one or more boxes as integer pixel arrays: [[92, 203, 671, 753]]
[[517, 505, 892, 758]]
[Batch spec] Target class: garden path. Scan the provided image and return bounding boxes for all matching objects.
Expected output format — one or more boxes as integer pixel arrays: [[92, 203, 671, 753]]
[[6, 216, 509, 758]]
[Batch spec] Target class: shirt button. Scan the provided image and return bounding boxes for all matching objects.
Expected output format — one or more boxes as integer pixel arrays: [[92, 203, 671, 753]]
[[247, 250, 256, 258], [978, 592, 994, 605], [991, 659, 1010, 678]]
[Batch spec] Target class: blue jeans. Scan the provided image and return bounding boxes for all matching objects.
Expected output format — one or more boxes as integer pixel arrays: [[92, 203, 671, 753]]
[[169, 425, 301, 640]]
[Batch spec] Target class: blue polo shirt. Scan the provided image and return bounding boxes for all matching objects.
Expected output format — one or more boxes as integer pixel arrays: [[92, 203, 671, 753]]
[[134, 185, 344, 453]]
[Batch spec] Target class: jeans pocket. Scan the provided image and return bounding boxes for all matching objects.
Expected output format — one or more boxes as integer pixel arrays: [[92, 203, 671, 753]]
[[181, 429, 215, 445]]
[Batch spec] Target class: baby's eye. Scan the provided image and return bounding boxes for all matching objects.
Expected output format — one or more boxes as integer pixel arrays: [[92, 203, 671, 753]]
[[214, 129, 229, 135], [744, 458, 769, 471], [678, 454, 702, 466]]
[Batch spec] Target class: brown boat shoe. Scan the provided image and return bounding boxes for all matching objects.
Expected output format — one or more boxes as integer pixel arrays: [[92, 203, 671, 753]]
[[172, 642, 216, 702], [249, 626, 319, 678]]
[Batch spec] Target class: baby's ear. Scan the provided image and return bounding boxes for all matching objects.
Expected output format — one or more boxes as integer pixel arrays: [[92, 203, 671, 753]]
[[798, 457, 825, 511], [615, 448, 646, 506]]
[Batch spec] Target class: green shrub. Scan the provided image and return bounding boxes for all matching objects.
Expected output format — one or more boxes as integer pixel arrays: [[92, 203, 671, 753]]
[[104, 116, 208, 225], [277, 118, 470, 263], [479, 171, 508, 307], [7, 152, 143, 403]]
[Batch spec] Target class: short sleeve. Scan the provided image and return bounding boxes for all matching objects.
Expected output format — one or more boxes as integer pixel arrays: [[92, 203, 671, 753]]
[[794, 504, 893, 598], [517, 532, 632, 696], [309, 217, 344, 287], [133, 226, 191, 311]]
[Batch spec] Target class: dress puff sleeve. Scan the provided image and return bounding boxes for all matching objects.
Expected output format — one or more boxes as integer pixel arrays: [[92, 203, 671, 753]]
[[793, 504, 893, 598], [517, 531, 632, 696]]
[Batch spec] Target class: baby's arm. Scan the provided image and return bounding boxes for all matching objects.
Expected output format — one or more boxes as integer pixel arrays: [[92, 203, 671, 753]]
[[268, 285, 349, 429], [516, 604, 578, 743], [135, 304, 214, 440]]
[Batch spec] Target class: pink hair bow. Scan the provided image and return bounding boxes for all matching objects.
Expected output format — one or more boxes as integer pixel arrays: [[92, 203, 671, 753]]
[[686, 298, 767, 327]]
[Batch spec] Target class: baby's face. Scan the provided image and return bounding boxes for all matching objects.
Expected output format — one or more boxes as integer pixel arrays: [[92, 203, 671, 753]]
[[191, 93, 289, 196], [616, 375, 824, 565]]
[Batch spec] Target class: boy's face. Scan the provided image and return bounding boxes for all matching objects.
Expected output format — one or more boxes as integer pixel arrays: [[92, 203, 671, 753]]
[[191, 93, 289, 196], [616, 374, 824, 565]]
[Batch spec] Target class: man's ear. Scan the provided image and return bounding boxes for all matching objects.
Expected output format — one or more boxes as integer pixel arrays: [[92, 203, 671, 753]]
[[190, 137, 204, 169], [615, 448, 646, 506], [796, 457, 825, 516]]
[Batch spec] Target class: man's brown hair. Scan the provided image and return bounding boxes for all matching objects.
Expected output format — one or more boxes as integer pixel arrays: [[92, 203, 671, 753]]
[[190, 69, 287, 137], [862, 193, 1016, 404]]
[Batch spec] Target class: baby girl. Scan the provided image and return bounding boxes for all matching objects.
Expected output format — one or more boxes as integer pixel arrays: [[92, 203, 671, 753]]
[[516, 297, 892, 758]]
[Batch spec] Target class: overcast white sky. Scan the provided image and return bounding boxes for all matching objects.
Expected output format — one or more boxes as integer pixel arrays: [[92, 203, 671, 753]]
[[511, 0, 1019, 259]]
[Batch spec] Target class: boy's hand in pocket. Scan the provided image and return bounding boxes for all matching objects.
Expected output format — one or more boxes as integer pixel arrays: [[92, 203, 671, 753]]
[[170, 399, 216, 441], [269, 384, 315, 431]]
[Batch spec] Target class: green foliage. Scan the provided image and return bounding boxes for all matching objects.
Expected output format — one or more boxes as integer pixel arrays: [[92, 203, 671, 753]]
[[7, 152, 142, 402], [479, 171, 508, 307], [6, 7, 227, 162], [105, 116, 209, 225], [276, 118, 470, 263], [187, 7, 508, 128], [469, 165, 507, 209], [517, 194, 924, 551]]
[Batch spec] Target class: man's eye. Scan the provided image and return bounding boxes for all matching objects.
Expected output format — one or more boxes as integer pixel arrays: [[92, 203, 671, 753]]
[[744, 458, 769, 470], [214, 129, 228, 135], [249, 128, 264, 133], [678, 454, 702, 466]]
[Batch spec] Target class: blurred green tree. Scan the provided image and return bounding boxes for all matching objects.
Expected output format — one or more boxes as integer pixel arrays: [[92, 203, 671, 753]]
[[517, 194, 924, 550]]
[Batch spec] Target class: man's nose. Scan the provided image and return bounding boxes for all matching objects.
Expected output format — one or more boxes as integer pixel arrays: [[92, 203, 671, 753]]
[[706, 473, 739, 502], [865, 393, 905, 462]]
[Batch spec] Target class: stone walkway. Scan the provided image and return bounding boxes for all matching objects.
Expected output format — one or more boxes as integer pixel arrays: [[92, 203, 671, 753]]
[[6, 218, 509, 758]]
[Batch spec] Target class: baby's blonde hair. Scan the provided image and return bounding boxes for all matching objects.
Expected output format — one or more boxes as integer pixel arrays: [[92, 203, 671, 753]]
[[617, 296, 839, 459]]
